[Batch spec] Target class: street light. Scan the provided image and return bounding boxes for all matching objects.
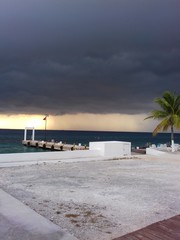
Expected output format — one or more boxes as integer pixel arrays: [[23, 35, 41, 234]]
[[43, 114, 49, 141]]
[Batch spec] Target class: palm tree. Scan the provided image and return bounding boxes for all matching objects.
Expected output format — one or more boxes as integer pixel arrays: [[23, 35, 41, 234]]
[[145, 91, 180, 152]]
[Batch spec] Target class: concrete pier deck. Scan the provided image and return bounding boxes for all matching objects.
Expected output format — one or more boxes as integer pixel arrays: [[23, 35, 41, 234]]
[[22, 140, 87, 151]]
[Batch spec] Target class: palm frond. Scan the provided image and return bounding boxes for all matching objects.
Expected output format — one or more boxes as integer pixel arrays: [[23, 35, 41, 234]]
[[174, 95, 180, 113], [163, 91, 175, 106], [145, 110, 168, 120], [145, 91, 180, 137], [173, 114, 180, 129], [152, 118, 170, 136], [162, 120, 171, 132], [177, 109, 180, 117], [155, 97, 173, 113], [144, 115, 153, 120]]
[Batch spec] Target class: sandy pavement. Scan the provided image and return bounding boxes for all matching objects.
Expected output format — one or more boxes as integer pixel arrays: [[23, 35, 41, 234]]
[[0, 154, 180, 240]]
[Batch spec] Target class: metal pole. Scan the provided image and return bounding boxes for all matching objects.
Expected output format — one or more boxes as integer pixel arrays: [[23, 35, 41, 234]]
[[43, 114, 49, 141], [45, 117, 47, 141]]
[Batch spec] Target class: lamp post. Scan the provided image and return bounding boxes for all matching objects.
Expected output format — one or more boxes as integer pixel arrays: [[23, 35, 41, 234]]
[[43, 115, 49, 141]]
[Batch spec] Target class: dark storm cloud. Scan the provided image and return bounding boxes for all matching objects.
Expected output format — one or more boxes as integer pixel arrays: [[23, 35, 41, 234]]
[[0, 0, 180, 115]]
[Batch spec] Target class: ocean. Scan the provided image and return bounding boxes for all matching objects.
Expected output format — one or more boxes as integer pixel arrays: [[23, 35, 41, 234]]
[[0, 129, 180, 154]]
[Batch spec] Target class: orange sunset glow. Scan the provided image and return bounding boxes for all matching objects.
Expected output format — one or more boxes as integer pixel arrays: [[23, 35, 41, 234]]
[[0, 113, 155, 132]]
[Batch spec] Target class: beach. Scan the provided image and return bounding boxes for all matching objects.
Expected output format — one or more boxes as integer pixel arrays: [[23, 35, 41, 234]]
[[0, 154, 180, 240]]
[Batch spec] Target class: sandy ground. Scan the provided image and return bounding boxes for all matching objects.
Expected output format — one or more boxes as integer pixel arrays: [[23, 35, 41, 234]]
[[0, 154, 180, 240]]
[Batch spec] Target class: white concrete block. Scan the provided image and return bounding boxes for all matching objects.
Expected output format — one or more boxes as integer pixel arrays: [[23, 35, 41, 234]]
[[89, 141, 131, 157]]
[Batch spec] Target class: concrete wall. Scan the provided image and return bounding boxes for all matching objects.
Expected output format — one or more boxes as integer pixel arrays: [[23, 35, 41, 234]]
[[0, 141, 132, 167], [89, 141, 131, 157], [146, 148, 166, 156], [0, 149, 101, 163]]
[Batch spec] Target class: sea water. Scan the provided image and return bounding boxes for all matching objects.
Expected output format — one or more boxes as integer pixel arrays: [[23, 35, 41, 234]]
[[0, 129, 179, 154]]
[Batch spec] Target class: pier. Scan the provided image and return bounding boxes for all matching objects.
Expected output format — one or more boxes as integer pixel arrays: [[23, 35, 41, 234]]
[[22, 140, 87, 151], [22, 127, 87, 151]]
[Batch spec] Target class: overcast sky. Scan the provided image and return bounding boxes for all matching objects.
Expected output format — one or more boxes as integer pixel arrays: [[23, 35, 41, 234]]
[[0, 0, 180, 118]]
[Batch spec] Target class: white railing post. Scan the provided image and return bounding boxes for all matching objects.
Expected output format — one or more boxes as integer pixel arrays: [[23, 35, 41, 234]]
[[24, 127, 35, 141], [24, 128, 27, 141], [32, 127, 35, 141]]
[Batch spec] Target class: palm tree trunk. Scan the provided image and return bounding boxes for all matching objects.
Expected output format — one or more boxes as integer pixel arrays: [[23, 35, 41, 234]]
[[171, 125, 175, 152]]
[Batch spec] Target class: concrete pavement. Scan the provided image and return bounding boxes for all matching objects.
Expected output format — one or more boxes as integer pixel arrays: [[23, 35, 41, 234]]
[[1, 152, 180, 239], [0, 189, 78, 240]]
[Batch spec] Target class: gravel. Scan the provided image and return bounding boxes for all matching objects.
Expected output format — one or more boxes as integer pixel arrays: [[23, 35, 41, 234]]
[[0, 154, 180, 240]]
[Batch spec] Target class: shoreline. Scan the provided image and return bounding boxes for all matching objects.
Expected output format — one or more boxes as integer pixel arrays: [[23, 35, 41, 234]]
[[1, 129, 179, 155], [0, 153, 180, 239]]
